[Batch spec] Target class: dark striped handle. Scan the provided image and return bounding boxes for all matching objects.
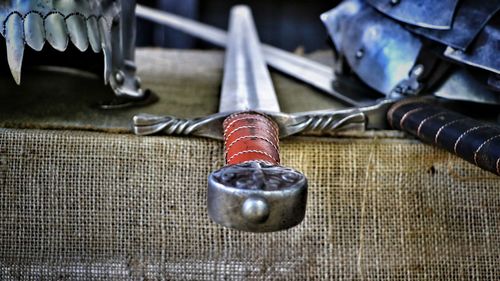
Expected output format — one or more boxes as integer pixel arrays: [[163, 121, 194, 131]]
[[388, 100, 500, 176]]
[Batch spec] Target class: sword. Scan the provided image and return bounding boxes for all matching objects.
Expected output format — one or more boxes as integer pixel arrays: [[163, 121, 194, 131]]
[[203, 6, 307, 232], [133, 86, 500, 178], [134, 6, 500, 187], [135, 4, 374, 107]]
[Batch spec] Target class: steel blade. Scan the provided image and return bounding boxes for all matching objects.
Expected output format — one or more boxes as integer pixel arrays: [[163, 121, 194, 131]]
[[219, 6, 280, 113], [136, 4, 372, 106]]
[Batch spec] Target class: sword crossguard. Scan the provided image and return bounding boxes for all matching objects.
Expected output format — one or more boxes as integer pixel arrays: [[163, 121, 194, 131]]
[[208, 112, 308, 232]]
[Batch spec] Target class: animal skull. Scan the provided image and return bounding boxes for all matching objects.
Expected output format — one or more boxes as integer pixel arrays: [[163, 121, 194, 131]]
[[0, 0, 145, 101]]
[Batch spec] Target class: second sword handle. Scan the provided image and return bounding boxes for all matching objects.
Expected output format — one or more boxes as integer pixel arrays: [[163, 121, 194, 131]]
[[388, 100, 500, 176]]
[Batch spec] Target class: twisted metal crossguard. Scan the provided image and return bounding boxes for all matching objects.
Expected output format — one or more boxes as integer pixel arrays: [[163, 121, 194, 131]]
[[132, 108, 368, 140], [133, 98, 396, 140], [132, 106, 371, 232]]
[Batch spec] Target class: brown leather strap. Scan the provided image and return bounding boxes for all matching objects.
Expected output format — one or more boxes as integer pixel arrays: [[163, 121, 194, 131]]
[[388, 100, 500, 176], [223, 112, 280, 165]]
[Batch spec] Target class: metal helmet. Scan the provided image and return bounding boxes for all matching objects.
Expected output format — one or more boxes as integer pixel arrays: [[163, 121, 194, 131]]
[[322, 0, 500, 105]]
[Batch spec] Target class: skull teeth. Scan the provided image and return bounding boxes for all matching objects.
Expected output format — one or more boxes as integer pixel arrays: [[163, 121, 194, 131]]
[[2, 12, 108, 84], [45, 13, 69, 52], [24, 13, 45, 51], [86, 17, 102, 53], [5, 13, 24, 85], [66, 14, 89, 52]]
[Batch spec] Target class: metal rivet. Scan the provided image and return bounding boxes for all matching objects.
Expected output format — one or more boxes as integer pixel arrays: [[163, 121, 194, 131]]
[[390, 0, 400, 5], [355, 49, 364, 59], [411, 64, 424, 77], [241, 197, 270, 223], [115, 72, 124, 85]]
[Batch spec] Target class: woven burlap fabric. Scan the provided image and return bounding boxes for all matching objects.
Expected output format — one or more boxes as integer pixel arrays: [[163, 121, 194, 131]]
[[1, 128, 499, 280]]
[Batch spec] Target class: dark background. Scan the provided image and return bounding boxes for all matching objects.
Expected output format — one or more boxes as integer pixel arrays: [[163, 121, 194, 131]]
[[136, 0, 337, 52]]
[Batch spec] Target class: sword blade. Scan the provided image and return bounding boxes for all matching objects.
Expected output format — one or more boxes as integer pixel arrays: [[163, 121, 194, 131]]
[[220, 6, 279, 113], [135, 4, 371, 106]]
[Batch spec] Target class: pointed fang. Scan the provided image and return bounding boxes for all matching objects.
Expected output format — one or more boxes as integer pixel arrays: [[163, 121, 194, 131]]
[[87, 17, 101, 53], [24, 13, 45, 51], [5, 14, 24, 85], [45, 13, 69, 51], [66, 14, 89, 52], [99, 18, 112, 84]]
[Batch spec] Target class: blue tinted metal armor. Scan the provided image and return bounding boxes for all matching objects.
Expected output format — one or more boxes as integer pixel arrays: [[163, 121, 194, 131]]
[[322, 0, 500, 103]]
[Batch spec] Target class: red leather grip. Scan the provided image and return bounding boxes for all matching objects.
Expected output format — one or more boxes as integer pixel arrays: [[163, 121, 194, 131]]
[[223, 112, 280, 165]]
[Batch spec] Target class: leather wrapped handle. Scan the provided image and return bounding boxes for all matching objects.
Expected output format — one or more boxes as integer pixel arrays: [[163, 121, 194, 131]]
[[223, 112, 280, 166], [210, 112, 306, 232], [388, 100, 500, 176]]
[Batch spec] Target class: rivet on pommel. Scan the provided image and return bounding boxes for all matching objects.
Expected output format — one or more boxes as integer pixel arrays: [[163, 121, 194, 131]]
[[390, 0, 400, 5], [241, 196, 270, 223]]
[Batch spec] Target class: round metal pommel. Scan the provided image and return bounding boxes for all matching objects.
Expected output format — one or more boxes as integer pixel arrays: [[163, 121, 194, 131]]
[[207, 161, 307, 232], [241, 196, 270, 223]]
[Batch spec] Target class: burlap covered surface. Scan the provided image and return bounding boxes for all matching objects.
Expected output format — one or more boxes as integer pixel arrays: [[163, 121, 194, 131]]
[[1, 129, 499, 280], [0, 49, 499, 280]]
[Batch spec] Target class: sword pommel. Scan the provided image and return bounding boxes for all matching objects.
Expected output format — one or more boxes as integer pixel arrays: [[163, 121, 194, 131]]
[[208, 161, 307, 232], [207, 6, 307, 232], [208, 112, 307, 232]]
